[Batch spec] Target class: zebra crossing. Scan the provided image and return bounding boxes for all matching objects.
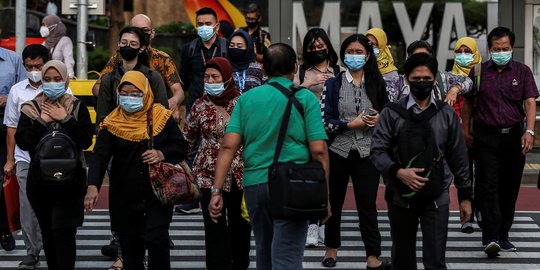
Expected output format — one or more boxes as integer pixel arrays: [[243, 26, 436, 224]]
[[1, 210, 540, 269]]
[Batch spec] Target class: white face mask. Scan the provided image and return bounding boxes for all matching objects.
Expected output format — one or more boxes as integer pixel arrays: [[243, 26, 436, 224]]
[[26, 71, 42, 83], [40, 26, 50, 38]]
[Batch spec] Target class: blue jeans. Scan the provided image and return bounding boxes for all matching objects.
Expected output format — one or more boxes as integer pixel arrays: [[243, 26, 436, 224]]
[[243, 183, 308, 270]]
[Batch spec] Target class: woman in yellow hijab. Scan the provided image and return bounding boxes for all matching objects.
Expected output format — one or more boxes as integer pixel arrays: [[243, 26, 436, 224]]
[[452, 36, 481, 235], [85, 70, 188, 270], [366, 28, 399, 83]]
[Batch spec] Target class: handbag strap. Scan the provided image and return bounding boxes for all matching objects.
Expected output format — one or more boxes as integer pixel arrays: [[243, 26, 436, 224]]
[[269, 82, 305, 164], [147, 106, 154, 150]]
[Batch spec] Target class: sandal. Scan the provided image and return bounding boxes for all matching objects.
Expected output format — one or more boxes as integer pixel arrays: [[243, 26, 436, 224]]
[[108, 257, 123, 270]]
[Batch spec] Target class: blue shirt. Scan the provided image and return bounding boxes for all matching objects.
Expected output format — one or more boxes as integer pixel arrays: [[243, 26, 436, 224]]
[[0, 48, 26, 96]]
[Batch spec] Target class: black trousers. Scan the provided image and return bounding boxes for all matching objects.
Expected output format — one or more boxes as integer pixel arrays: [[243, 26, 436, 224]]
[[32, 203, 77, 270], [118, 224, 171, 270], [324, 150, 382, 258], [474, 124, 524, 244], [387, 201, 449, 270], [200, 183, 251, 270]]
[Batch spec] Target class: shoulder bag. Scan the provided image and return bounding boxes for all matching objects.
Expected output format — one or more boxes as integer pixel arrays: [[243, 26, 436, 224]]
[[267, 82, 328, 220]]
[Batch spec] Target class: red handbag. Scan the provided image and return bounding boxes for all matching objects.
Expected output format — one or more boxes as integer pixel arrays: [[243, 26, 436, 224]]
[[147, 109, 201, 205], [3, 175, 21, 232]]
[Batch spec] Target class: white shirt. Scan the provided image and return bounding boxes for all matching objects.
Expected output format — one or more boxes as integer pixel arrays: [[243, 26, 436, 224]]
[[43, 37, 75, 78], [3, 79, 73, 163]]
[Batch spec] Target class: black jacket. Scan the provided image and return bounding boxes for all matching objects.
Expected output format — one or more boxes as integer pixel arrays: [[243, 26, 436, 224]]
[[88, 116, 188, 233]]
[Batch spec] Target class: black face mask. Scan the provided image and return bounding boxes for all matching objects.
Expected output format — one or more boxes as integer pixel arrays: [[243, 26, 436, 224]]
[[305, 49, 328, 65], [119, 46, 140, 61], [246, 19, 258, 29], [409, 81, 434, 101], [228, 48, 246, 62]]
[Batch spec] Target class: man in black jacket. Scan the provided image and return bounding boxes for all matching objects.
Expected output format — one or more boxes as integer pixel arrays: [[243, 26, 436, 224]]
[[370, 53, 472, 270]]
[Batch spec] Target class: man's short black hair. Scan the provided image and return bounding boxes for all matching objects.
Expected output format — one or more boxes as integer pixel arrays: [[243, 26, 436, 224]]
[[487, 26, 515, 48], [22, 44, 49, 63], [263, 43, 297, 77], [406, 40, 433, 56], [403, 52, 438, 78], [246, 3, 261, 17], [196, 7, 218, 21]]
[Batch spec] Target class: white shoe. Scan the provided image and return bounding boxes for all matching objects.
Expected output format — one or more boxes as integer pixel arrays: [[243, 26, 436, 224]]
[[306, 224, 318, 247], [318, 224, 325, 244]]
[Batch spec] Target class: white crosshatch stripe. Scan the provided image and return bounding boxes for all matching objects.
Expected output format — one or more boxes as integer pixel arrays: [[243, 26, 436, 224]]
[[0, 210, 539, 270]]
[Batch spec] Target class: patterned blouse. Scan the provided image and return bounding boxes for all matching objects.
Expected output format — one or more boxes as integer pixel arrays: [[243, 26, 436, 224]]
[[184, 96, 243, 191]]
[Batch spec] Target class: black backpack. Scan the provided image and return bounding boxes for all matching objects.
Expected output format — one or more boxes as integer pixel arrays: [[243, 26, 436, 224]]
[[33, 99, 81, 185], [386, 99, 446, 201]]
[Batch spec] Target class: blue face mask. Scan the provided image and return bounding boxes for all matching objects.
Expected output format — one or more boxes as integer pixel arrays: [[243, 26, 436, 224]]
[[119, 96, 144, 113], [455, 53, 474, 67], [204, 82, 225, 96], [197, 25, 215, 42], [344, 54, 366, 71], [491, 51, 512, 66], [373, 48, 380, 59], [42, 82, 67, 100]]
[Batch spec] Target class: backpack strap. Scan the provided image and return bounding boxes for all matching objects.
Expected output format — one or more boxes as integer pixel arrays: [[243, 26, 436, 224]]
[[332, 65, 341, 77], [386, 102, 410, 120], [269, 82, 305, 119], [31, 100, 41, 115], [71, 99, 81, 121], [299, 65, 306, 85], [386, 98, 446, 121], [219, 38, 227, 57], [188, 39, 198, 58]]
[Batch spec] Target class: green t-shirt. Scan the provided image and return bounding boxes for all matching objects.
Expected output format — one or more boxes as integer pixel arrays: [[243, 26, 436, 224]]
[[226, 76, 328, 187]]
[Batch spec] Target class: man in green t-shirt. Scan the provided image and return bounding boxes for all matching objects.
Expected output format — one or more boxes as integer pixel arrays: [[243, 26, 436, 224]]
[[209, 43, 329, 270]]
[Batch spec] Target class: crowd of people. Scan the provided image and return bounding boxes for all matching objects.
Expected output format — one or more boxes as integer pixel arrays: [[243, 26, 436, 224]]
[[0, 3, 537, 270]]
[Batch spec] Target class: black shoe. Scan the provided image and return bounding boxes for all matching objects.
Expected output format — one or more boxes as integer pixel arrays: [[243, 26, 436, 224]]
[[367, 261, 391, 270], [18, 255, 40, 270], [0, 232, 15, 251], [101, 237, 119, 258], [460, 222, 474, 234], [169, 236, 174, 249], [321, 257, 336, 268]]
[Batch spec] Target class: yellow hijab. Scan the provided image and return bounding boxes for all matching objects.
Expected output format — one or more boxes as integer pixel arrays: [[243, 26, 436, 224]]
[[366, 28, 398, 75], [451, 37, 482, 76], [100, 70, 172, 142]]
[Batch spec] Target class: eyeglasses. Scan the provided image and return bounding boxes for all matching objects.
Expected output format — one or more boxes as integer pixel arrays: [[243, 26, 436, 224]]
[[119, 91, 144, 97], [119, 40, 140, 49]]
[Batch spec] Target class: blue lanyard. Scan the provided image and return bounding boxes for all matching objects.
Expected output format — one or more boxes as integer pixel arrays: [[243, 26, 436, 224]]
[[234, 70, 247, 93]]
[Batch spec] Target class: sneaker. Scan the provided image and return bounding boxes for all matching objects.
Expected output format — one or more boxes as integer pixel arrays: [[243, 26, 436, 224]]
[[484, 240, 501, 258], [318, 224, 325, 244], [18, 255, 40, 270], [305, 224, 319, 247], [169, 236, 174, 250], [460, 222, 474, 234], [0, 232, 15, 251], [101, 235, 119, 258], [500, 240, 517, 252], [174, 203, 201, 215]]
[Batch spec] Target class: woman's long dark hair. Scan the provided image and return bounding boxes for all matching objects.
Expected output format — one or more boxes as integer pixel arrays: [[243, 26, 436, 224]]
[[118, 26, 150, 67], [340, 34, 387, 110], [301, 28, 338, 69]]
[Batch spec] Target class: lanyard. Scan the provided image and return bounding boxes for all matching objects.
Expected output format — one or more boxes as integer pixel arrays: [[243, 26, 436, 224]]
[[234, 70, 247, 93], [201, 46, 218, 66]]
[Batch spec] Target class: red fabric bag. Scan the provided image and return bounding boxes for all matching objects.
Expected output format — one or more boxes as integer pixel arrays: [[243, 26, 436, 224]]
[[3, 175, 20, 232]]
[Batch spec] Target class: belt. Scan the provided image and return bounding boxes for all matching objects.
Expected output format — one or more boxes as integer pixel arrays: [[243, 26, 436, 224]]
[[474, 121, 521, 134]]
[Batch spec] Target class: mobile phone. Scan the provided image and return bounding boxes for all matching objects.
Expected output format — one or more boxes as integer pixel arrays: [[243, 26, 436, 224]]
[[367, 110, 377, 116]]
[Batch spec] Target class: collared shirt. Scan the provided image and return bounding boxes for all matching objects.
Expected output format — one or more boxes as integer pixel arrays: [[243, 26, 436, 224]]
[[465, 60, 539, 128], [226, 76, 328, 187], [330, 70, 373, 158], [3, 79, 74, 163], [101, 47, 182, 94], [0, 48, 26, 96], [406, 94, 438, 114], [44, 36, 75, 77], [180, 37, 227, 105]]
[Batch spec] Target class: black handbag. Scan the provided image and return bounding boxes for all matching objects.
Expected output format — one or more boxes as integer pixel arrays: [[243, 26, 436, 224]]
[[267, 82, 328, 220]]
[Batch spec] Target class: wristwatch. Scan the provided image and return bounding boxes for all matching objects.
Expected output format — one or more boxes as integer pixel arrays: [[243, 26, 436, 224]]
[[210, 186, 222, 194], [526, 129, 535, 136]]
